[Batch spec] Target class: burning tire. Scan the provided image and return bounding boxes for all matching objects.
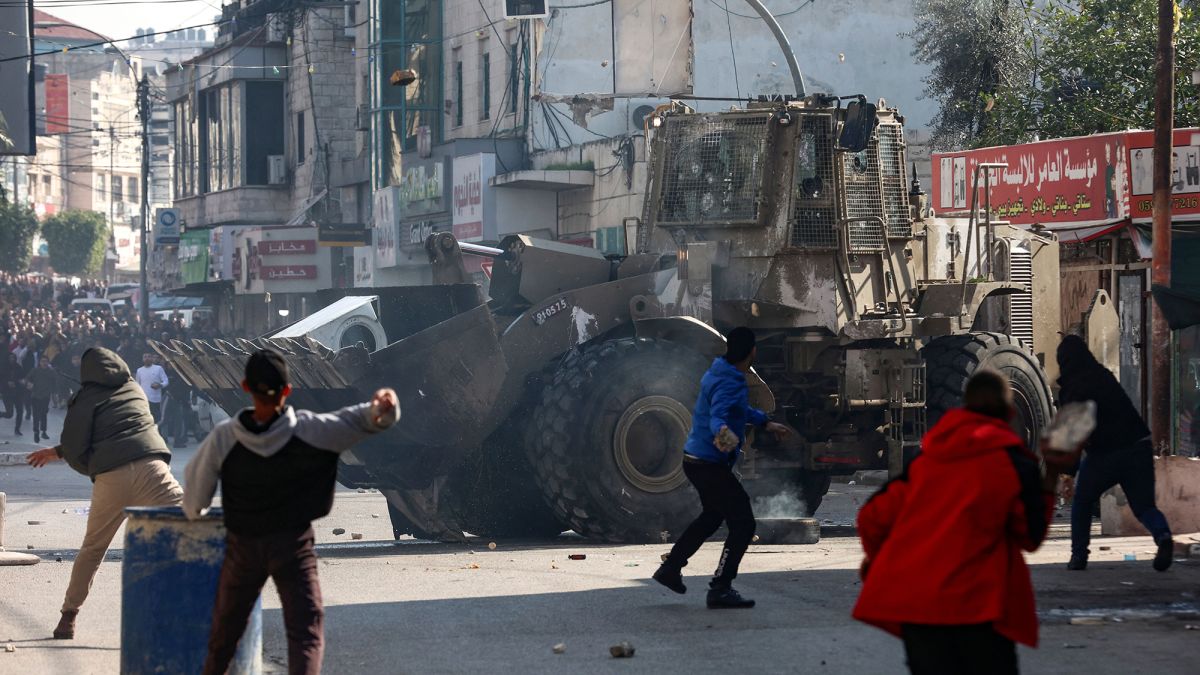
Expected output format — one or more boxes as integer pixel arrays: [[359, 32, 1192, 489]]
[[922, 332, 1053, 449], [442, 418, 567, 539], [528, 338, 710, 543]]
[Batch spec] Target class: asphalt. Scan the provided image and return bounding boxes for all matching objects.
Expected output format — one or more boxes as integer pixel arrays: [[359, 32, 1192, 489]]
[[1, 420, 1197, 673]]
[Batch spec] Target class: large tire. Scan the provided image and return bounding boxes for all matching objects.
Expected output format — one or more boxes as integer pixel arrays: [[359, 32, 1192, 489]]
[[528, 338, 710, 543], [442, 419, 567, 539], [922, 332, 1053, 448]]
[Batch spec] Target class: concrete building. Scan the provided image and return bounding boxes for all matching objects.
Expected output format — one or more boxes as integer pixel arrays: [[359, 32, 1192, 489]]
[[163, 0, 362, 333], [359, 0, 937, 286]]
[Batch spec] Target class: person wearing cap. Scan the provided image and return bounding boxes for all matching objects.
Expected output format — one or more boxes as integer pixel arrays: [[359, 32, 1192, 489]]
[[652, 327, 789, 609], [183, 349, 400, 675], [25, 348, 182, 640]]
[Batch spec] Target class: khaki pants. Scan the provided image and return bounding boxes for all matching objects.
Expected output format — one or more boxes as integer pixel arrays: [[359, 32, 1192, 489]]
[[62, 456, 183, 612]]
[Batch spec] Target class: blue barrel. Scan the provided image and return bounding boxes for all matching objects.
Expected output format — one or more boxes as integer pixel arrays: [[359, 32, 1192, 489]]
[[122, 507, 262, 675]]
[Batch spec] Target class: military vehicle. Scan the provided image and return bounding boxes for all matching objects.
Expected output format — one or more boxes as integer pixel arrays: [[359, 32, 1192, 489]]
[[152, 92, 1061, 543]]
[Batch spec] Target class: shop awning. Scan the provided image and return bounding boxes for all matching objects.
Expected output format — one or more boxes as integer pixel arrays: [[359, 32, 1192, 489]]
[[489, 170, 594, 191]]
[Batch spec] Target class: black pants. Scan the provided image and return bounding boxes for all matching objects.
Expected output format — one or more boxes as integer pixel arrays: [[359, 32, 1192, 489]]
[[1071, 441, 1171, 557], [902, 623, 1017, 675], [11, 389, 27, 433], [662, 459, 756, 589], [205, 526, 323, 675], [165, 395, 189, 444], [31, 397, 49, 437], [147, 400, 162, 424]]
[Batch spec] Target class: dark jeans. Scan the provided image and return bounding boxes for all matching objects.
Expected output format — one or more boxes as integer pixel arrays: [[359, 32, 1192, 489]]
[[663, 459, 756, 589], [1071, 441, 1172, 557], [165, 395, 189, 444], [901, 623, 1017, 675], [31, 397, 49, 436], [10, 389, 27, 433], [147, 400, 162, 424], [205, 526, 323, 675]]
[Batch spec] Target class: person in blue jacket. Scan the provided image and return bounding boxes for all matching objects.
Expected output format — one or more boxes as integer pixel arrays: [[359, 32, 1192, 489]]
[[653, 327, 789, 608]]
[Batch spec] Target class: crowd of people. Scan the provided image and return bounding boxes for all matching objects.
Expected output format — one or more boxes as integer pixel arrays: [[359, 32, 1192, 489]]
[[0, 273, 217, 447]]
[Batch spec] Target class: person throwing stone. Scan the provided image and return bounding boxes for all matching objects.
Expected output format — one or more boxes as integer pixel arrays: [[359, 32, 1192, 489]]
[[183, 349, 399, 675], [652, 327, 789, 608], [26, 348, 183, 640]]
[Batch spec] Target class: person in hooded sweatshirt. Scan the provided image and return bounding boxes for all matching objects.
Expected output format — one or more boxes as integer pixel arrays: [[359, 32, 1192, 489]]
[[652, 327, 790, 609], [1056, 334, 1173, 572], [853, 370, 1071, 675], [183, 349, 399, 675], [25, 348, 183, 640]]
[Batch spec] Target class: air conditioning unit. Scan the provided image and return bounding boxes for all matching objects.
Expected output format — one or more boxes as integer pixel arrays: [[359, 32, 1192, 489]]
[[356, 104, 370, 131], [268, 155, 286, 185], [266, 14, 286, 44]]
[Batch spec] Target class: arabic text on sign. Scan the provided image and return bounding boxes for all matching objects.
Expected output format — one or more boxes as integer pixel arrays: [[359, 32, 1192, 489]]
[[257, 240, 316, 256]]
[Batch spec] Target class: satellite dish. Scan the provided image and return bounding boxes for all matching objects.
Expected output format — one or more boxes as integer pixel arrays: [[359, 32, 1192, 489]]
[[632, 105, 656, 128]]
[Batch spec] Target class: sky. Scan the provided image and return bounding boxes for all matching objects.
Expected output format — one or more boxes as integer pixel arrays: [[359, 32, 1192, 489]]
[[38, 0, 223, 45]]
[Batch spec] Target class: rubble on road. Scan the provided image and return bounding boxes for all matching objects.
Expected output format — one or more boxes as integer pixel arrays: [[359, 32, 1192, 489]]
[[609, 642, 635, 658], [332, 528, 346, 535], [552, 643, 566, 654]]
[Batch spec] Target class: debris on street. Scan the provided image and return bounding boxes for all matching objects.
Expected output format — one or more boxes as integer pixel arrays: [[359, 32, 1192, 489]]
[[609, 641, 635, 658], [350, 533, 363, 540], [552, 643, 566, 654], [332, 528, 346, 536], [568, 554, 586, 560]]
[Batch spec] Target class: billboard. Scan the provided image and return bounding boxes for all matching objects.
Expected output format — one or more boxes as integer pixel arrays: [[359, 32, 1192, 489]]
[[1123, 129, 1200, 224], [452, 153, 497, 242], [932, 132, 1129, 231], [0, 1, 35, 155]]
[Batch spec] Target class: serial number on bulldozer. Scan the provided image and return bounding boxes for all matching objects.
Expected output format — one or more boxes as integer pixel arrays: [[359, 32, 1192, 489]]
[[532, 298, 570, 326]]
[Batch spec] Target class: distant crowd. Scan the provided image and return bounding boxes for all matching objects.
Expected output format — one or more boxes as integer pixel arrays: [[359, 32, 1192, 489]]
[[0, 273, 218, 447]]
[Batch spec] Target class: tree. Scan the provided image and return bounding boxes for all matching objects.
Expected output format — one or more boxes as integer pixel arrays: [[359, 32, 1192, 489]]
[[42, 210, 109, 276], [0, 191, 40, 273], [914, 0, 1200, 149], [910, 0, 1036, 150]]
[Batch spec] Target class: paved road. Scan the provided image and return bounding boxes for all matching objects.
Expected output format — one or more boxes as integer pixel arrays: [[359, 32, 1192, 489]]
[[1, 443, 1197, 674]]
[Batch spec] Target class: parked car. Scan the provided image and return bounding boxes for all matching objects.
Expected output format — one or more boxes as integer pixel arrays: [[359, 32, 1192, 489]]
[[69, 298, 114, 315]]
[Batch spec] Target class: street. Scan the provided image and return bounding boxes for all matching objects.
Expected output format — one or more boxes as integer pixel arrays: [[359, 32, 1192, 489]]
[[1, 424, 1196, 674]]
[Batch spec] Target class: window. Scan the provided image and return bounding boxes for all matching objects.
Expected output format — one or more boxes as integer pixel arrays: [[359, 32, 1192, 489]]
[[296, 111, 306, 165], [112, 174, 123, 202], [480, 52, 491, 121], [454, 57, 463, 128], [97, 173, 105, 196], [509, 41, 519, 115], [128, 176, 138, 202], [173, 80, 284, 195], [41, 174, 51, 196]]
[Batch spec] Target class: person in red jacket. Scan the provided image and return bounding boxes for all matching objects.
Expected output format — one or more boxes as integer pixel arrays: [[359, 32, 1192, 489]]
[[852, 370, 1070, 674]]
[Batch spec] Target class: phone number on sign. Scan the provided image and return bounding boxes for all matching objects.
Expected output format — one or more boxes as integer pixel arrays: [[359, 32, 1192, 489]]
[[1137, 197, 1200, 212]]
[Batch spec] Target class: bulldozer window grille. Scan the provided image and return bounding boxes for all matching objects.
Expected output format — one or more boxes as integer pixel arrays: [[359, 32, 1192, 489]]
[[842, 140, 886, 252], [790, 115, 837, 249], [878, 123, 912, 239], [658, 114, 771, 225]]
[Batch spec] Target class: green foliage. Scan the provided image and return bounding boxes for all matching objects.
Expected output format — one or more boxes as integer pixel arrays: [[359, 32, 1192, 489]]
[[914, 0, 1200, 149], [42, 210, 109, 276], [0, 195, 40, 273]]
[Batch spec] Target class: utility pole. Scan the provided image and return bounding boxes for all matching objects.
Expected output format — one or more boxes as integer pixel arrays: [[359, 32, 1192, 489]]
[[138, 74, 151, 331], [1151, 0, 1176, 455], [109, 126, 116, 251]]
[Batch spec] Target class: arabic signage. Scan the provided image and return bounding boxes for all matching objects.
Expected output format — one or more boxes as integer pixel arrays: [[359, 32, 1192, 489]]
[[452, 153, 497, 242], [44, 74, 70, 136], [1123, 129, 1200, 224], [257, 239, 316, 256], [933, 133, 1128, 229], [154, 208, 180, 246], [353, 245, 374, 287], [399, 161, 445, 215], [179, 230, 211, 285], [260, 265, 318, 281], [373, 187, 400, 268], [319, 224, 372, 247]]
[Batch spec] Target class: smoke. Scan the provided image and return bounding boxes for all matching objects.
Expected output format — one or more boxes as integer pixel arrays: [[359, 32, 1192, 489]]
[[753, 488, 808, 519]]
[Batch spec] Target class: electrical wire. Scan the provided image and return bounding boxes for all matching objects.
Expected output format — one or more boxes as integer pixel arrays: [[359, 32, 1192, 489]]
[[722, 0, 742, 100]]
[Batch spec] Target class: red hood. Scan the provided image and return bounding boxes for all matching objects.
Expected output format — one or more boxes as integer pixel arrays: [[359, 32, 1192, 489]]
[[922, 408, 1025, 462]]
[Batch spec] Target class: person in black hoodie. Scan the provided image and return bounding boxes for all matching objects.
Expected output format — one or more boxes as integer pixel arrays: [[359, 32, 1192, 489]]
[[26, 348, 182, 639], [183, 350, 398, 675], [1056, 335, 1173, 571]]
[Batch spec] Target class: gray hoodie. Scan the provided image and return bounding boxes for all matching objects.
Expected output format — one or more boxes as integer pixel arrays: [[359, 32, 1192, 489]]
[[183, 401, 398, 535], [56, 348, 170, 478]]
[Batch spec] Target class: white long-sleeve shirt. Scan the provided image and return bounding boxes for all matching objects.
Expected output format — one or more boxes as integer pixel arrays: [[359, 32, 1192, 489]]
[[135, 364, 169, 403]]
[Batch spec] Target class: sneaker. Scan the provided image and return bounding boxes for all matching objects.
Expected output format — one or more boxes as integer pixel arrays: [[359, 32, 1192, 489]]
[[652, 565, 686, 594], [1153, 537, 1174, 572], [706, 586, 755, 609], [1067, 556, 1088, 571], [53, 610, 77, 640]]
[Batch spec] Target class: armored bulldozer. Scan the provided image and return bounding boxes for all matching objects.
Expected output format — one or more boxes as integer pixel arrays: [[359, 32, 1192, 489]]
[[153, 97, 1060, 542]]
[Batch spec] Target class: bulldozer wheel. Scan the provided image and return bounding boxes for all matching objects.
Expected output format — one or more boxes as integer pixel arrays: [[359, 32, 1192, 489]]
[[922, 332, 1053, 449], [528, 337, 710, 543], [443, 419, 568, 539]]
